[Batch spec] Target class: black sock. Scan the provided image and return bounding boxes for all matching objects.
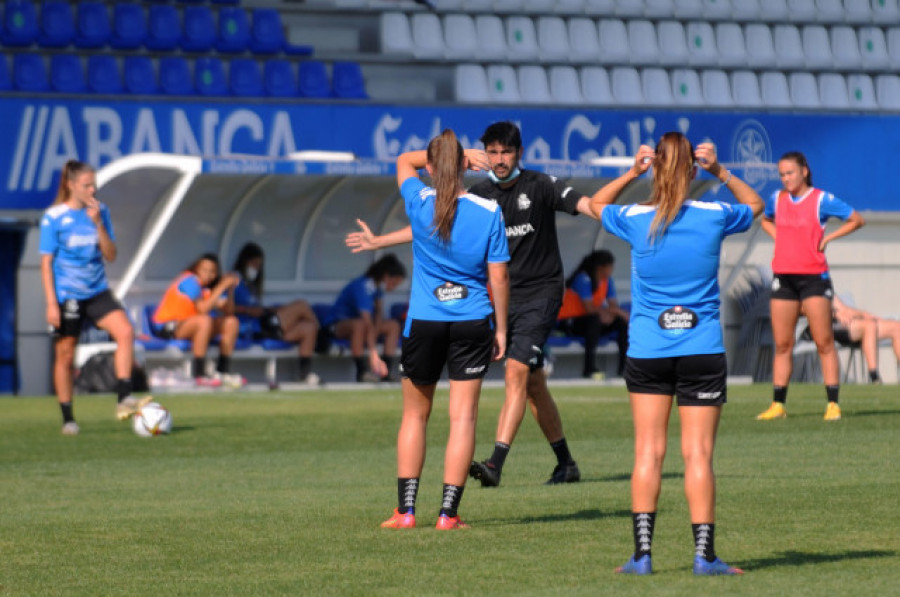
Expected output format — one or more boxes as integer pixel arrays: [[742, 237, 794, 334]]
[[217, 354, 231, 374], [633, 512, 656, 558], [354, 357, 368, 381], [439, 483, 465, 518], [60, 401, 75, 423], [488, 442, 510, 471], [826, 384, 840, 404], [550, 437, 574, 467], [192, 357, 205, 378], [773, 385, 788, 404], [692, 523, 716, 562], [869, 369, 881, 383], [397, 477, 419, 514], [116, 378, 132, 402], [298, 357, 311, 379], [381, 355, 395, 378]]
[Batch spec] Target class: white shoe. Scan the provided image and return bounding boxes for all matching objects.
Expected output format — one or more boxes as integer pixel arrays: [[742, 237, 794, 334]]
[[61, 421, 80, 435], [220, 372, 246, 389], [302, 372, 321, 386]]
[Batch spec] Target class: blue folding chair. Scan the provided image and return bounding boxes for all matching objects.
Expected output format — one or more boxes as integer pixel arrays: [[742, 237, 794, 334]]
[[230, 58, 263, 97], [124, 56, 158, 95], [180, 5, 215, 52], [263, 59, 296, 97], [298, 60, 332, 98], [110, 2, 147, 50], [87, 55, 122, 94], [37, 0, 74, 48], [332, 61, 368, 99], [13, 53, 49, 91], [248, 8, 284, 54], [50, 54, 86, 93], [145, 3, 180, 51], [74, 1, 110, 49], [216, 6, 250, 53], [2, 0, 38, 46], [159, 57, 194, 95], [195, 57, 228, 96]]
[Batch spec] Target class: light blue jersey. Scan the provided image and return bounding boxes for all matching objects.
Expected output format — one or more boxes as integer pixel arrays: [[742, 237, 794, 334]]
[[39, 202, 115, 302], [602, 200, 753, 358], [400, 177, 509, 326]]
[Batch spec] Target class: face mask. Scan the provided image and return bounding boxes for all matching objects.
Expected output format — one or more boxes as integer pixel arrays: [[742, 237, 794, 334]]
[[488, 166, 521, 184], [245, 266, 259, 282]]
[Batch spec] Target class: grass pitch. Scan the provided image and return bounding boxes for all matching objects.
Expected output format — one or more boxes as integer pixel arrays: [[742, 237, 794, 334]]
[[0, 383, 897, 596]]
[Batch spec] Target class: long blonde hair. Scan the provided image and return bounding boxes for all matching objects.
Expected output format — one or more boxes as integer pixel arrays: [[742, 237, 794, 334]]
[[54, 159, 95, 205], [648, 132, 694, 241], [427, 129, 465, 243]]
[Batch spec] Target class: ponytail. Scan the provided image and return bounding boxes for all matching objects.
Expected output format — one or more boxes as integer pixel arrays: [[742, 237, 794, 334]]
[[54, 159, 95, 205], [648, 132, 694, 241], [427, 129, 466, 243]]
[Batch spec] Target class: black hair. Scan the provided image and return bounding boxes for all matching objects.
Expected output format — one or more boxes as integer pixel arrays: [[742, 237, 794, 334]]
[[365, 253, 406, 282], [479, 121, 522, 150], [187, 253, 221, 287], [566, 250, 615, 290], [233, 242, 265, 299]]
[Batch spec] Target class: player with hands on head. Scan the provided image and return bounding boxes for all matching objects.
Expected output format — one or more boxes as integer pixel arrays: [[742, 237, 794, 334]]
[[590, 135, 762, 576]]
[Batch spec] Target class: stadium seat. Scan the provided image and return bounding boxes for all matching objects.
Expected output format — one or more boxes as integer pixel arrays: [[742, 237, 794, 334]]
[[644, 0, 676, 18], [13, 53, 49, 91], [145, 4, 180, 51], [580, 66, 615, 105], [859, 27, 890, 70], [802, 25, 833, 70], [443, 14, 478, 59], [831, 26, 862, 70], [517, 65, 552, 104], [123, 56, 158, 94], [685, 21, 718, 67], [87, 55, 123, 94], [50, 54, 86, 93], [140, 305, 191, 353], [110, 2, 147, 50], [846, 73, 878, 110], [216, 6, 251, 53], [454, 64, 490, 103], [0, 56, 10, 91], [380, 13, 413, 55], [584, 0, 616, 15], [433, 0, 464, 9], [731, 0, 761, 20], [486, 64, 520, 103], [610, 66, 643, 104], [716, 22, 747, 68], [298, 60, 332, 98], [475, 16, 508, 59], [701, 69, 734, 107], [2, 0, 38, 47], [180, 5, 216, 52], [701, 0, 732, 19], [745, 23, 778, 68], [628, 20, 660, 66], [506, 16, 539, 60], [493, 0, 524, 11], [195, 57, 228, 96], [758, 0, 790, 21], [789, 72, 820, 108], [875, 74, 900, 110], [248, 9, 286, 54], [818, 73, 850, 109], [672, 0, 704, 18], [614, 0, 645, 16], [74, 2, 110, 49], [263, 59, 297, 97], [671, 68, 703, 105], [731, 70, 763, 107], [159, 57, 194, 95], [641, 68, 674, 106], [461, 0, 494, 10], [873, 0, 900, 24], [332, 61, 368, 99], [786, 0, 817, 22], [568, 17, 600, 61], [761, 71, 792, 108], [230, 59, 263, 97], [549, 65, 583, 104], [816, 0, 847, 23], [773, 24, 805, 69], [597, 19, 629, 65], [553, 0, 586, 13], [411, 13, 445, 59], [37, 0, 74, 48], [536, 17, 570, 61], [657, 21, 690, 66]]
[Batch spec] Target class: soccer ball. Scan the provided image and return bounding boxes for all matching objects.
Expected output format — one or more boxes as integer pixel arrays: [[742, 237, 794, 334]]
[[132, 402, 173, 437]]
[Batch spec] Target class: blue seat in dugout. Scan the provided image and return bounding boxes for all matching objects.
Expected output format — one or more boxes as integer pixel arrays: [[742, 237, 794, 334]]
[[87, 55, 122, 94], [74, 1, 111, 49], [145, 4, 180, 51], [248, 9, 284, 54], [216, 6, 250, 53], [230, 59, 263, 97], [124, 56, 158, 95], [13, 54, 49, 92], [159, 57, 194, 95], [181, 5, 216, 52], [298, 60, 332, 98], [0, 56, 11, 91], [195, 57, 228, 96], [37, 0, 75, 48], [50, 54, 86, 93], [2, 0, 38, 46], [332, 61, 368, 99], [110, 3, 147, 50], [263, 59, 297, 97]]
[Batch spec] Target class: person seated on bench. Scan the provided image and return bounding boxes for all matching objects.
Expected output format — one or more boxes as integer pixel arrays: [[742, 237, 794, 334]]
[[152, 253, 245, 388], [320, 254, 406, 382], [832, 295, 900, 384], [232, 242, 321, 386], [556, 249, 629, 378]]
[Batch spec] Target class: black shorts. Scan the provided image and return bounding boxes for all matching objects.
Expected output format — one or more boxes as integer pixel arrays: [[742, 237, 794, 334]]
[[771, 273, 834, 301], [53, 290, 124, 338], [400, 317, 494, 385], [507, 297, 562, 370], [624, 353, 727, 406]]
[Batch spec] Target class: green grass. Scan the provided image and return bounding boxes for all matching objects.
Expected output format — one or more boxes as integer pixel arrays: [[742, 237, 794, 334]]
[[0, 383, 897, 596]]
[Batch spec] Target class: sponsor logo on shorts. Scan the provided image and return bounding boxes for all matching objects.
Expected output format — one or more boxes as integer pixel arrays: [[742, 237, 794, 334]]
[[658, 306, 698, 330], [465, 365, 485, 374], [697, 392, 722, 400], [771, 277, 781, 291], [434, 282, 468, 302], [63, 298, 80, 319]]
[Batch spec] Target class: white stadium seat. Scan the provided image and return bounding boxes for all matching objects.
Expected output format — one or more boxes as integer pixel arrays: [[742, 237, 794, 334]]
[[716, 22, 748, 68], [584, 0, 617, 15], [802, 25, 833, 70], [553, 0, 586, 13], [875, 74, 900, 110], [761, 71, 793, 108], [700, 0, 732, 20], [671, 68, 704, 105], [486, 64, 520, 103], [858, 27, 890, 70], [732, 70, 764, 107], [685, 22, 719, 67], [523, 0, 556, 11], [628, 20, 661, 66], [598, 19, 630, 65], [873, 0, 900, 24], [773, 24, 806, 68], [518, 65, 552, 104], [411, 13, 445, 59], [831, 26, 863, 69], [888, 28, 900, 69], [818, 73, 850, 109], [701, 69, 734, 106], [475, 16, 508, 59], [745, 24, 778, 68], [506, 16, 539, 59], [462, 0, 494, 10], [580, 66, 615, 105], [380, 13, 413, 55], [657, 21, 690, 66], [645, 0, 677, 18], [536, 17, 570, 61], [568, 18, 601, 62], [789, 72, 821, 108], [611, 66, 644, 104], [673, 0, 704, 19], [454, 64, 490, 102], [642, 68, 675, 106], [786, 0, 818, 22], [841, 0, 872, 24], [758, 0, 790, 22], [549, 65, 584, 104], [614, 0, 646, 17], [731, 0, 760, 20], [846, 73, 878, 110], [444, 15, 479, 60], [494, 0, 526, 12]]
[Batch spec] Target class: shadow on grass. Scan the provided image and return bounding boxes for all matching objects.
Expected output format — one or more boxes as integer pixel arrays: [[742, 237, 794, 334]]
[[737, 549, 896, 571], [481, 508, 632, 526], [847, 409, 900, 418], [596, 472, 683, 483]]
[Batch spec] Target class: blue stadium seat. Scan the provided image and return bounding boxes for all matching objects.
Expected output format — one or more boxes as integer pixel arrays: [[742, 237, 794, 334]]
[[87, 55, 122, 94], [37, 0, 75, 48], [211, 0, 241, 4], [12, 53, 49, 91], [50, 54, 86, 93], [139, 305, 191, 352], [195, 57, 228, 96], [216, 6, 250, 53], [298, 61, 332, 98], [74, 1, 110, 49], [110, 3, 147, 50], [145, 4, 180, 51], [230, 58, 263, 96], [332, 61, 368, 99], [159, 57, 194, 95], [0, 56, 11, 91], [124, 56, 158, 95], [2, 0, 38, 46], [263, 59, 297, 97], [180, 5, 216, 52], [248, 9, 284, 54]]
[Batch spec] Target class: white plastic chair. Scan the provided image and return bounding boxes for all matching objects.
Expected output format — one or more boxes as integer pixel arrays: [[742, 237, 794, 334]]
[[887, 27, 900, 70], [875, 74, 900, 110], [760, 71, 793, 108], [657, 21, 690, 66], [745, 23, 778, 68], [475, 15, 508, 60], [598, 19, 630, 65], [645, 0, 676, 17], [858, 26, 890, 70], [671, 68, 704, 105], [411, 13, 445, 59], [700, 0, 732, 19], [758, 0, 790, 22], [831, 26, 862, 69], [584, 0, 617, 15], [486, 64, 521, 103], [716, 22, 747, 68], [786, 0, 818, 22], [673, 0, 704, 18], [611, 66, 644, 105], [568, 17, 601, 62], [802, 25, 833, 70], [731, 0, 760, 20], [817, 0, 848, 22], [614, 0, 646, 17], [444, 15, 478, 59], [873, 0, 900, 24], [818, 73, 850, 109], [642, 68, 675, 106], [846, 73, 878, 110], [789, 72, 821, 108], [731, 70, 764, 107], [773, 24, 806, 69], [537, 17, 570, 61], [580, 66, 615, 105], [549, 65, 584, 104], [455, 64, 490, 102], [506, 16, 539, 60], [380, 13, 413, 55], [685, 22, 718, 67], [701, 69, 733, 106], [518, 65, 552, 104], [628, 20, 660, 66]]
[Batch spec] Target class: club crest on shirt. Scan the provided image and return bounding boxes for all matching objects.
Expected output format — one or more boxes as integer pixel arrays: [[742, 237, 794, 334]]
[[517, 193, 531, 210], [434, 282, 468, 302], [658, 306, 698, 330]]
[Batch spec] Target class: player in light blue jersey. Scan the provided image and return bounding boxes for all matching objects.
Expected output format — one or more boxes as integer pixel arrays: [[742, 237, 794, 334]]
[[589, 134, 763, 576], [39, 160, 150, 435], [380, 129, 509, 531]]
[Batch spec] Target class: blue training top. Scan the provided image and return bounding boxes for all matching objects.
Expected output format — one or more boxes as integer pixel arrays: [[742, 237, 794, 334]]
[[570, 271, 617, 304], [39, 202, 115, 302], [400, 177, 509, 330], [602, 200, 754, 358], [323, 274, 382, 327]]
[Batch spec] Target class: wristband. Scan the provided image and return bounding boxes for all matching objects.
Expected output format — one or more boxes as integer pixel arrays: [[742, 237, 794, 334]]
[[721, 170, 733, 185]]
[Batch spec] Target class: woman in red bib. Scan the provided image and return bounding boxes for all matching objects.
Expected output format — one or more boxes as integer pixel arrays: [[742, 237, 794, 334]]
[[757, 152, 864, 422]]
